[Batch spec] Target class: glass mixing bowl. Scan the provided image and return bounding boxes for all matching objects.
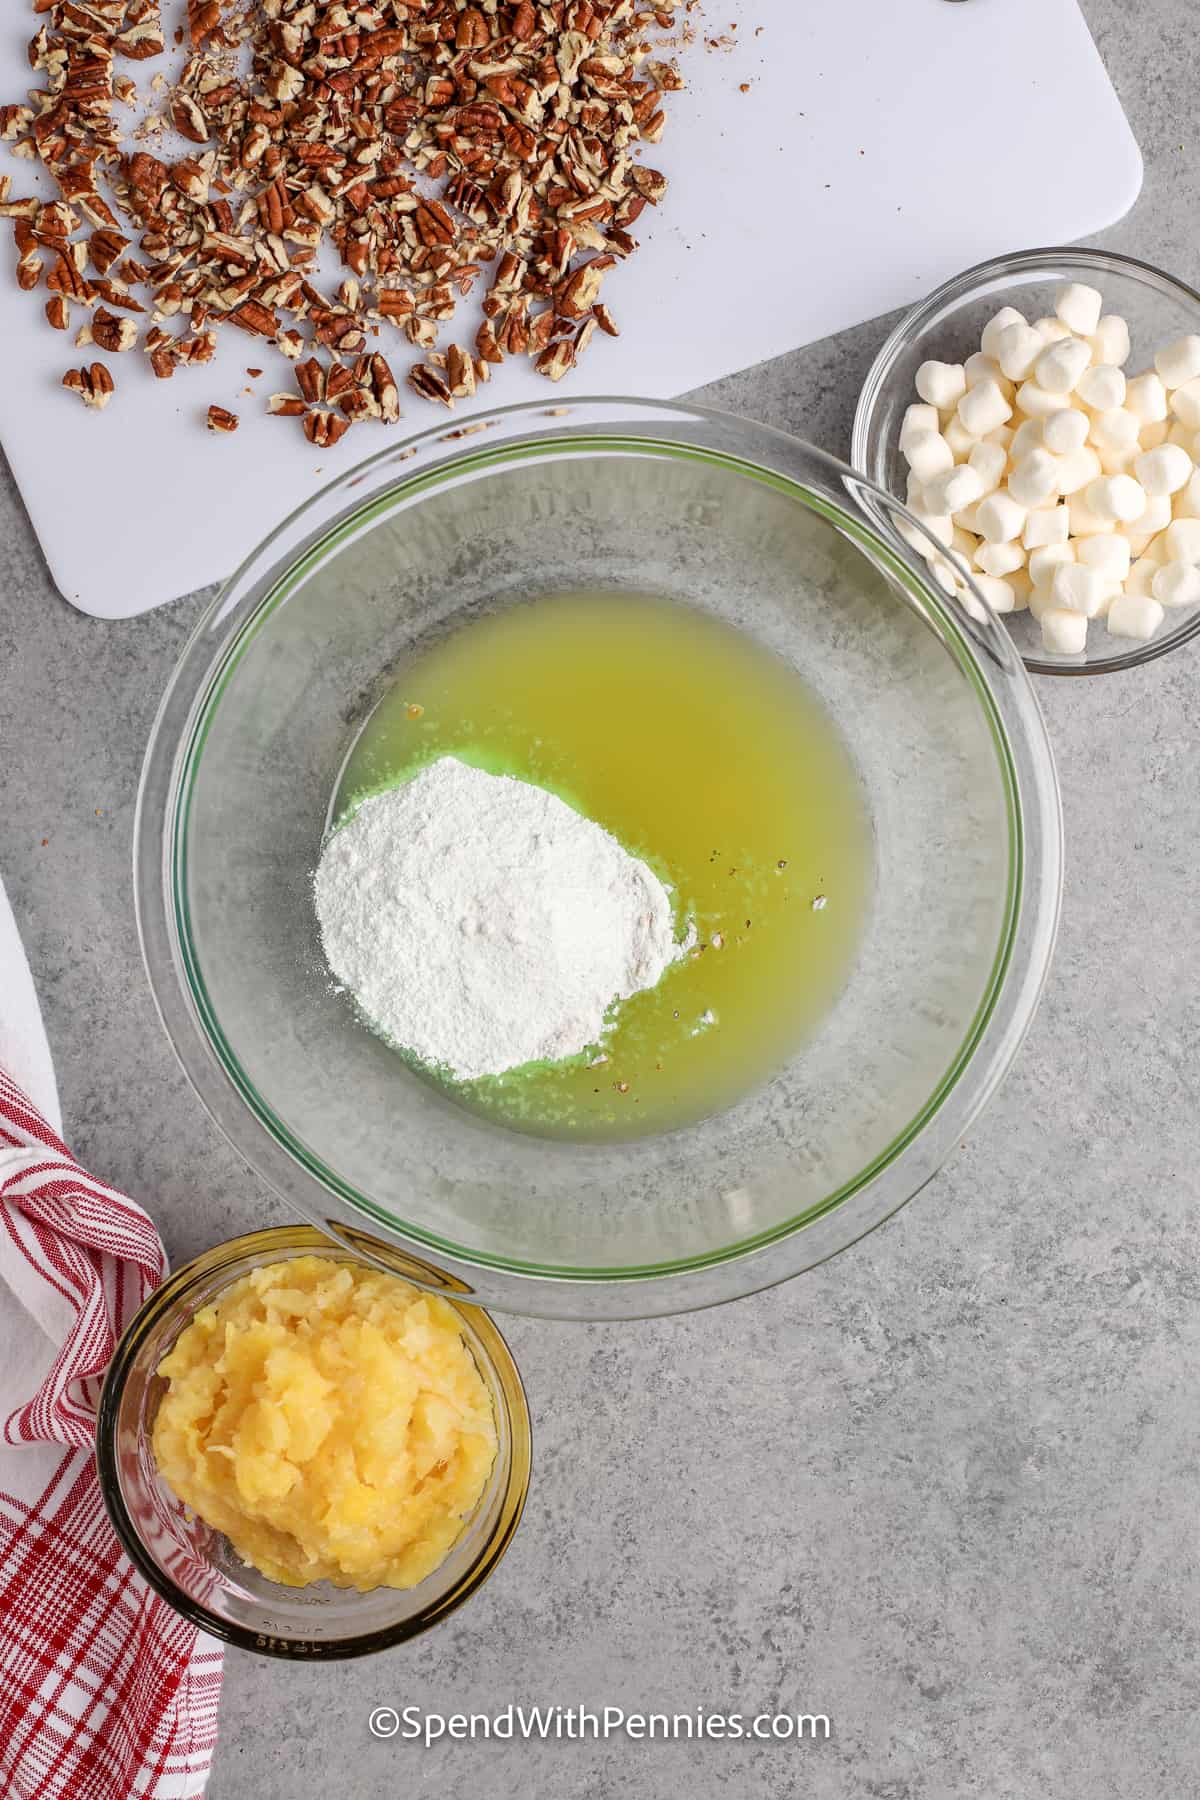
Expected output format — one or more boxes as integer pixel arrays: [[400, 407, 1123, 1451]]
[[852, 247, 1200, 676], [96, 1226, 531, 1659], [135, 398, 1062, 1319]]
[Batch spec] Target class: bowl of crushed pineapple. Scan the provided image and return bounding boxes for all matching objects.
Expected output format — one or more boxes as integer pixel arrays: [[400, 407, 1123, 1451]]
[[97, 1226, 531, 1659]]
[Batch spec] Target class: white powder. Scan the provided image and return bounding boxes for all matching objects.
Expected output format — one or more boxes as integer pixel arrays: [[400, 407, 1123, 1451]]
[[314, 756, 689, 1080]]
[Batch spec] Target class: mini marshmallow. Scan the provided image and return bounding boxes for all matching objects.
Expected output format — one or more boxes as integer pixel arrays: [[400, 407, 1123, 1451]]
[[1035, 337, 1091, 395], [1078, 535, 1131, 582], [926, 554, 962, 599], [1126, 556, 1160, 596], [964, 352, 1012, 394], [1007, 569, 1033, 612], [1055, 446, 1102, 495], [944, 417, 979, 459], [968, 440, 1007, 494], [1125, 371, 1169, 424], [900, 401, 940, 447], [955, 501, 983, 535], [975, 491, 1026, 544], [1155, 335, 1200, 390], [1089, 408, 1140, 454], [995, 322, 1045, 383], [1009, 418, 1045, 461], [1134, 443, 1193, 496], [1053, 562, 1109, 617], [1028, 582, 1057, 622], [1153, 560, 1200, 608], [1173, 469, 1200, 517], [1008, 449, 1061, 509], [951, 526, 977, 559], [1068, 494, 1116, 537], [1034, 316, 1073, 345], [1076, 364, 1126, 411], [986, 423, 1015, 451], [899, 510, 954, 552], [904, 429, 955, 480], [923, 464, 986, 515], [1169, 378, 1200, 431], [916, 360, 967, 409], [1043, 408, 1090, 455], [1054, 282, 1103, 337], [1128, 493, 1173, 538], [972, 573, 1017, 615], [1107, 593, 1164, 639], [1140, 418, 1170, 450], [1041, 607, 1089, 654], [1086, 474, 1146, 523], [1023, 504, 1070, 549], [1088, 316, 1131, 368], [981, 306, 1027, 360], [1016, 381, 1070, 419], [1098, 445, 1139, 477], [976, 540, 1027, 578], [1028, 542, 1074, 584], [1165, 517, 1200, 562], [958, 379, 1012, 438]]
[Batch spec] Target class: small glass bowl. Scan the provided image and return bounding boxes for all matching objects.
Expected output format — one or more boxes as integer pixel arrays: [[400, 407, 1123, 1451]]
[[853, 247, 1200, 676], [96, 1225, 532, 1660]]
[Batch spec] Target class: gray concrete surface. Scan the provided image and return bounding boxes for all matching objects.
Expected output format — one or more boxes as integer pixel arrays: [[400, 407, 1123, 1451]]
[[3, 6, 1199, 1795]]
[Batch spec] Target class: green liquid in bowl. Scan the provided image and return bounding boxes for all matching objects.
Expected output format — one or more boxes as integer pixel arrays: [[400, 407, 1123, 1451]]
[[334, 591, 872, 1140]]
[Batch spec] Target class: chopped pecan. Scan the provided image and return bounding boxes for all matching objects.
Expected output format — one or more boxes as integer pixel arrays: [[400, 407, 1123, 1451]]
[[303, 408, 350, 447], [88, 228, 129, 273], [368, 352, 400, 422], [62, 361, 114, 408], [535, 338, 575, 382], [408, 362, 453, 407], [2, 0, 686, 429], [206, 403, 238, 432], [90, 305, 137, 351], [445, 342, 475, 398]]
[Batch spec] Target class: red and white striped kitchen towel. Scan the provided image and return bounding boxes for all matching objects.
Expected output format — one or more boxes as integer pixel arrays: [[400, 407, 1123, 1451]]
[[0, 878, 222, 1799]]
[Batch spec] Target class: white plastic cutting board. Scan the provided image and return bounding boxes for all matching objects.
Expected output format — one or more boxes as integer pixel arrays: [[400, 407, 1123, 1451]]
[[0, 0, 1140, 617]]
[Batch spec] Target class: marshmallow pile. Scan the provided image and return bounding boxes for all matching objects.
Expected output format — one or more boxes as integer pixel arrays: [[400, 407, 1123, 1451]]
[[899, 282, 1200, 654]]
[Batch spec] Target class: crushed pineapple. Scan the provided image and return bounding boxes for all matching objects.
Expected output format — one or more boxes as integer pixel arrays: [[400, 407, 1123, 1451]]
[[151, 1256, 497, 1590]]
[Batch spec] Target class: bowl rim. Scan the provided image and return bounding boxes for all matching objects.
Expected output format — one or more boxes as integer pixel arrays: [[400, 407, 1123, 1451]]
[[134, 396, 1063, 1318], [95, 1225, 532, 1660], [851, 243, 1200, 678]]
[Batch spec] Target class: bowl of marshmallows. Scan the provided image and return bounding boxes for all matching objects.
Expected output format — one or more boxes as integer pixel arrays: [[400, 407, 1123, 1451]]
[[853, 248, 1200, 674]]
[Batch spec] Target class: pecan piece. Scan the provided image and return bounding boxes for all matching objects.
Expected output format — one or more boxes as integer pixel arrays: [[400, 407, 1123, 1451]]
[[368, 352, 400, 423], [90, 306, 138, 352], [206, 403, 238, 432], [171, 92, 208, 143], [445, 342, 475, 399], [88, 228, 129, 274], [229, 298, 277, 337], [408, 362, 453, 408], [45, 295, 69, 330], [303, 409, 351, 447], [62, 362, 114, 409], [535, 339, 576, 383]]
